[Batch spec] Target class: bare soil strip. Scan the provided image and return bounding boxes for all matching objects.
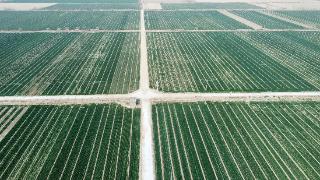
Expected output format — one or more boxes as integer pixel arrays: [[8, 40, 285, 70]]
[[218, 9, 263, 29], [0, 91, 319, 106], [0, 107, 28, 141], [139, 3, 156, 180], [0, 3, 56, 10], [0, 94, 131, 106]]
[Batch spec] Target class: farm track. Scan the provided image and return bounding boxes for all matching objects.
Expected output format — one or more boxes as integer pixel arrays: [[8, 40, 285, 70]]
[[0, 91, 319, 106]]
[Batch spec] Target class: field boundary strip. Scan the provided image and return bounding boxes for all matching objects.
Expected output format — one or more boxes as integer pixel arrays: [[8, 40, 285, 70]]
[[0, 92, 320, 106]]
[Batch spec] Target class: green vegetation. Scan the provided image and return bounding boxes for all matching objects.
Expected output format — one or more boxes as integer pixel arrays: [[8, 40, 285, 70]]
[[231, 10, 304, 29], [0, 32, 140, 95], [153, 102, 320, 179], [161, 3, 262, 10], [0, 11, 139, 30], [44, 3, 139, 10], [147, 32, 319, 92], [236, 31, 320, 89], [273, 11, 320, 28], [0, 104, 140, 179], [145, 11, 251, 30]]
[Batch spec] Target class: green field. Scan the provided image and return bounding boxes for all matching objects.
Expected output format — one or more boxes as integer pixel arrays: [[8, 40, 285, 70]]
[[145, 11, 251, 30], [153, 102, 320, 179], [161, 3, 262, 10], [0, 11, 139, 30], [0, 107, 28, 135], [44, 3, 139, 10], [147, 32, 319, 92], [0, 32, 140, 95], [0, 104, 140, 179], [231, 10, 304, 29], [273, 11, 320, 28]]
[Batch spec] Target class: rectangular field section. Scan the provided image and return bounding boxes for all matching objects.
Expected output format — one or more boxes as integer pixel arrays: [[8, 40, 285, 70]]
[[145, 11, 251, 30], [0, 32, 139, 95], [231, 10, 304, 29], [44, 3, 139, 10], [272, 11, 320, 28], [147, 32, 320, 92], [0, 104, 140, 179], [0, 11, 139, 30], [153, 102, 320, 179], [161, 3, 262, 10]]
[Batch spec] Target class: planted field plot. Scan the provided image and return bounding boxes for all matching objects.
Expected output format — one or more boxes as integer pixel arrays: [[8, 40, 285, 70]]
[[236, 31, 320, 90], [0, 32, 139, 95], [147, 32, 318, 92], [145, 11, 251, 30], [0, 104, 140, 179], [0, 11, 139, 30], [231, 10, 304, 29], [153, 102, 320, 179], [44, 3, 139, 10], [161, 3, 262, 10], [272, 11, 320, 28]]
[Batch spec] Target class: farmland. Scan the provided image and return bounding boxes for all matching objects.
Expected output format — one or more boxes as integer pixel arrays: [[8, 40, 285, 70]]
[[44, 3, 139, 10], [145, 11, 251, 30], [160, 3, 262, 10], [153, 102, 320, 179], [0, 32, 140, 95], [231, 10, 304, 29], [0, 11, 139, 30], [272, 11, 320, 28], [0, 104, 140, 179], [147, 32, 319, 92], [236, 31, 320, 89]]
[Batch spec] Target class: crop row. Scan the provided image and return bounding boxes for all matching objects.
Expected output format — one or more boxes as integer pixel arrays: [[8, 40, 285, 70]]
[[0, 104, 140, 179], [153, 102, 320, 179], [271, 11, 320, 28], [44, 3, 139, 10], [231, 10, 304, 29], [144, 11, 251, 30], [0, 32, 140, 95], [160, 3, 262, 10], [147, 32, 319, 92], [0, 11, 139, 30]]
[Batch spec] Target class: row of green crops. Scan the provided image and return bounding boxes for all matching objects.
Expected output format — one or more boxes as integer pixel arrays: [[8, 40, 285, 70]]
[[144, 11, 251, 30], [0, 11, 139, 30], [0, 104, 140, 179], [231, 10, 304, 29], [153, 102, 320, 179], [0, 32, 140, 95], [271, 11, 320, 28], [44, 3, 139, 10], [147, 32, 319, 92], [160, 3, 262, 10]]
